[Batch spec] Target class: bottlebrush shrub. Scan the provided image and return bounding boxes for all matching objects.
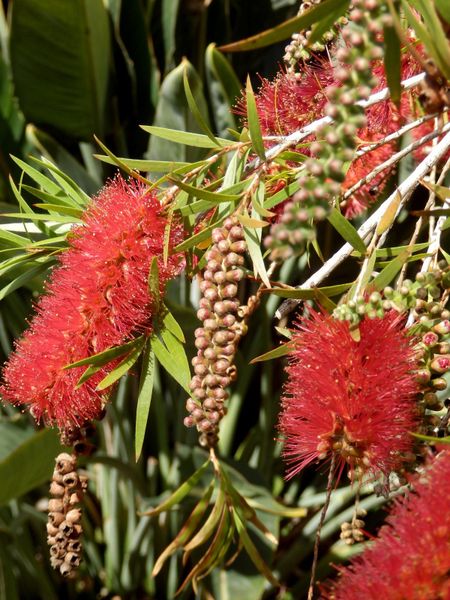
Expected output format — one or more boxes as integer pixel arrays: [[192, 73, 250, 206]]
[[279, 310, 419, 482], [1, 176, 183, 429], [324, 448, 450, 599], [236, 46, 422, 217]]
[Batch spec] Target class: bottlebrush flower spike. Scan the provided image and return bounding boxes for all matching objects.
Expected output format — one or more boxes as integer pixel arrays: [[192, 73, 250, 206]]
[[279, 310, 419, 482], [1, 175, 183, 429], [236, 48, 422, 217], [324, 449, 450, 599]]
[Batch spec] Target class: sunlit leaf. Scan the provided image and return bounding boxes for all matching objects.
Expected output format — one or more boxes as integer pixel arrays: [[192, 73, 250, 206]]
[[135, 343, 155, 461]]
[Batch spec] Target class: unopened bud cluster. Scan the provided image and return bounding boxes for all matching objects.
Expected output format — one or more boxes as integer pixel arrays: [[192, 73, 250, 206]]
[[413, 268, 450, 423], [334, 264, 450, 431], [47, 452, 87, 577], [283, 0, 345, 71], [267, 0, 386, 261], [334, 265, 450, 326], [185, 217, 250, 448], [340, 508, 367, 545]]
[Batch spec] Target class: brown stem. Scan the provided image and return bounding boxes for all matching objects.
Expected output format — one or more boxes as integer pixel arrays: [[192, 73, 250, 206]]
[[307, 453, 337, 600]]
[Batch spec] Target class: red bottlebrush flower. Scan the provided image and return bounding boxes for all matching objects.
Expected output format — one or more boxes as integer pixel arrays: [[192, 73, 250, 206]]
[[1, 176, 183, 429], [236, 47, 424, 217], [279, 310, 419, 481], [324, 449, 450, 599]]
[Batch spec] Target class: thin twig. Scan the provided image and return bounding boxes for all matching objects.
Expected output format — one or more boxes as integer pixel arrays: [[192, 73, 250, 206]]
[[342, 121, 450, 202], [354, 111, 443, 155], [276, 128, 450, 320], [252, 73, 426, 167], [307, 454, 336, 600]]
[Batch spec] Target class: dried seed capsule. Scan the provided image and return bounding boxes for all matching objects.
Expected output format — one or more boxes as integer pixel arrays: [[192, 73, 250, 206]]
[[65, 508, 82, 525], [55, 453, 76, 475], [49, 481, 65, 497], [48, 499, 64, 513], [62, 472, 79, 489]]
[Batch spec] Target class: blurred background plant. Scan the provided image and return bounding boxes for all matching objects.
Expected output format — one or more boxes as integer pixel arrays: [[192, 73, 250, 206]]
[[0, 0, 449, 599]]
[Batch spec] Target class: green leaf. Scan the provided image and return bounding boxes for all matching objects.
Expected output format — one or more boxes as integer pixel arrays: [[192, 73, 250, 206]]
[[237, 214, 269, 229], [141, 458, 212, 516], [402, 0, 450, 80], [243, 219, 271, 288], [152, 327, 191, 392], [11, 156, 61, 196], [96, 337, 146, 390], [435, 0, 450, 23], [265, 179, 301, 210], [327, 208, 366, 254], [0, 229, 28, 248], [183, 487, 226, 553], [250, 341, 292, 364], [146, 60, 223, 165], [205, 44, 241, 138], [162, 0, 180, 69], [10, 0, 111, 139], [0, 261, 52, 300], [383, 24, 401, 105], [183, 60, 220, 147], [372, 251, 408, 290], [0, 428, 63, 505], [219, 0, 350, 52], [152, 481, 215, 576], [64, 335, 146, 369], [135, 343, 155, 461], [4, 213, 79, 224], [376, 190, 402, 236], [143, 126, 229, 149], [411, 432, 450, 444], [308, 0, 350, 45], [232, 510, 279, 587], [268, 282, 352, 299], [94, 154, 190, 172], [173, 221, 217, 252], [246, 76, 266, 160], [26, 125, 101, 195], [148, 257, 161, 315], [161, 306, 185, 343], [94, 136, 151, 185], [33, 204, 84, 218], [168, 178, 241, 203]]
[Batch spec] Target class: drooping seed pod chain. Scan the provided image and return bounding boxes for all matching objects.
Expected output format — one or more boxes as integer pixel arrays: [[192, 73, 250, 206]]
[[47, 452, 86, 577], [185, 216, 248, 448]]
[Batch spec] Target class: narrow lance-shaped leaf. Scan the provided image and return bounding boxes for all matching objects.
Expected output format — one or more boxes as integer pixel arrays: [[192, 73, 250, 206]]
[[141, 458, 212, 516], [245, 76, 266, 160], [183, 60, 220, 147], [135, 342, 155, 461], [183, 486, 226, 554], [96, 336, 147, 390], [383, 23, 401, 105], [232, 509, 279, 587], [64, 335, 146, 369], [152, 481, 215, 576], [327, 207, 366, 254], [142, 125, 229, 148], [219, 0, 350, 52], [152, 326, 191, 392]]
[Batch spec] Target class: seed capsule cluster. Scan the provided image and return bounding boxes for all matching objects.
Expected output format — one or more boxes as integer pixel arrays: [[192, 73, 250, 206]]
[[284, 0, 346, 71], [340, 508, 367, 545], [267, 0, 386, 261], [47, 452, 87, 577], [185, 218, 248, 448]]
